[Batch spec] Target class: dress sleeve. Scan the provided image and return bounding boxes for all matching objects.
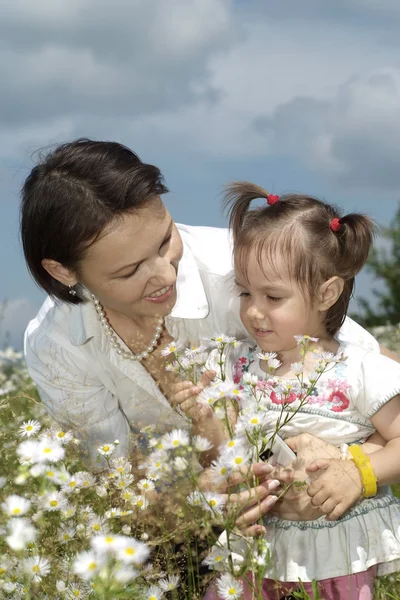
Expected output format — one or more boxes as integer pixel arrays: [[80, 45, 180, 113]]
[[356, 352, 400, 418], [337, 317, 380, 352], [24, 336, 132, 471]]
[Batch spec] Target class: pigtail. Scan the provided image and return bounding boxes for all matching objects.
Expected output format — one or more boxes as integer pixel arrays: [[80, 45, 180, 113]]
[[223, 181, 270, 241], [336, 213, 377, 277]]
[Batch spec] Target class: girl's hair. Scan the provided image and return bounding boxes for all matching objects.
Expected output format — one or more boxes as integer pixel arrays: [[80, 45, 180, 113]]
[[224, 182, 377, 336], [20, 138, 168, 304]]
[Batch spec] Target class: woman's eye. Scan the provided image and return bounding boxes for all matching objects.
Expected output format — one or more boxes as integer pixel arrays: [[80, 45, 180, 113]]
[[161, 234, 172, 247], [239, 291, 250, 297], [268, 296, 282, 302], [121, 267, 139, 279]]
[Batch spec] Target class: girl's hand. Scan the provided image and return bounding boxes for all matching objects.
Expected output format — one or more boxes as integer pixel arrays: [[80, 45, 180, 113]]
[[306, 458, 363, 521], [170, 370, 216, 422]]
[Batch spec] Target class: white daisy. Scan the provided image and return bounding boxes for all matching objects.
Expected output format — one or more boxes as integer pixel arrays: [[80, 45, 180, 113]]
[[114, 474, 135, 490], [209, 334, 236, 348], [36, 438, 65, 463], [113, 565, 139, 584], [162, 428, 189, 449], [2, 494, 31, 516], [16, 439, 40, 464], [75, 471, 96, 489], [91, 534, 122, 554], [19, 419, 41, 438], [202, 547, 231, 569], [173, 456, 188, 471], [61, 503, 76, 519], [223, 448, 251, 470], [110, 457, 132, 475], [88, 515, 110, 535], [131, 494, 149, 510], [137, 478, 156, 493], [104, 507, 122, 518], [159, 574, 180, 591], [242, 372, 259, 386], [41, 491, 68, 511], [97, 443, 116, 456], [116, 537, 150, 565], [23, 555, 51, 583], [144, 586, 163, 600], [186, 491, 203, 507], [294, 335, 319, 345], [216, 573, 244, 600], [58, 526, 76, 543], [290, 362, 304, 376], [161, 340, 182, 356], [209, 457, 231, 483], [192, 435, 213, 452], [73, 550, 104, 580], [201, 492, 226, 515]]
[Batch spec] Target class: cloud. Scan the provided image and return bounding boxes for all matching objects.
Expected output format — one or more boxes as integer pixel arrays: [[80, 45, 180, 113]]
[[0, 298, 41, 350], [0, 0, 237, 136], [262, 68, 400, 189]]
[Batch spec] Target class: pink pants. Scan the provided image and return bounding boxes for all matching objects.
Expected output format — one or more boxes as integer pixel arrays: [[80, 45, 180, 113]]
[[204, 566, 377, 600]]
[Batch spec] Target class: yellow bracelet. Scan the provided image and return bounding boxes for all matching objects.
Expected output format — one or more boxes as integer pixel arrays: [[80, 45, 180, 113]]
[[348, 445, 378, 498]]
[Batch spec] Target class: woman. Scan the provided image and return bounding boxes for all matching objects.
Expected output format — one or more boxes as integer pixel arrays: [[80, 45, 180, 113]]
[[21, 139, 389, 523]]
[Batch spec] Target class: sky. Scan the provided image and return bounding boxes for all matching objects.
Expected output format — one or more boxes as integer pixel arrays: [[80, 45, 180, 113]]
[[1, 0, 399, 348]]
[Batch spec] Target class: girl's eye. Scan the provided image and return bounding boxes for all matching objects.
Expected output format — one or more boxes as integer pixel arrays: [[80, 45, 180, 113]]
[[121, 266, 139, 279], [268, 296, 282, 302], [161, 234, 172, 247], [238, 291, 250, 298]]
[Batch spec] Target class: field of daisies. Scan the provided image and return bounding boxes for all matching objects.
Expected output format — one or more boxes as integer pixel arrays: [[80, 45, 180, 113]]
[[1, 325, 400, 600]]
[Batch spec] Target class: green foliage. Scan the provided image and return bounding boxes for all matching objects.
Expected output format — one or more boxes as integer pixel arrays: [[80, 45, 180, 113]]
[[356, 204, 400, 328]]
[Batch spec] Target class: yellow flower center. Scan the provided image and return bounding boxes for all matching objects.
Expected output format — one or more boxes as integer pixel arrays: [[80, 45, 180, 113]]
[[103, 445, 110, 452], [228, 588, 237, 595], [215, 555, 222, 562], [43, 447, 52, 454], [26, 425, 33, 431], [172, 440, 179, 446], [32, 565, 40, 573], [63, 534, 70, 540], [88, 562, 97, 570], [234, 457, 243, 465], [93, 524, 101, 531], [69, 481, 77, 487], [57, 432, 65, 438], [137, 500, 143, 507], [50, 500, 58, 507], [105, 536, 114, 544], [209, 499, 217, 507], [12, 508, 21, 515], [0, 568, 7, 574], [250, 418, 259, 424], [46, 471, 54, 477], [227, 440, 235, 447], [125, 547, 135, 555]]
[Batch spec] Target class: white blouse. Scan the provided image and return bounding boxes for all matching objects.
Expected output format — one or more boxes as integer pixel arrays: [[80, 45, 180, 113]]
[[24, 224, 379, 469]]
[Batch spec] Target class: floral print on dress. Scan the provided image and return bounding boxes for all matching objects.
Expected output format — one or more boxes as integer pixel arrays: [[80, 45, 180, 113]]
[[234, 347, 351, 414]]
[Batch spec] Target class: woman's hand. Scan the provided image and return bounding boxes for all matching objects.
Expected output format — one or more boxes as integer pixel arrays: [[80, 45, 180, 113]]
[[198, 463, 280, 537], [306, 458, 363, 520]]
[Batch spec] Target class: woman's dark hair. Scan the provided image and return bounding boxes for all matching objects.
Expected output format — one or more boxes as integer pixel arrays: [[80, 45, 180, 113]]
[[224, 181, 377, 336], [20, 138, 168, 304]]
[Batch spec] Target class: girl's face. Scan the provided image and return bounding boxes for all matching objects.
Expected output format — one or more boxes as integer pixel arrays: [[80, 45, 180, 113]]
[[235, 249, 325, 354], [76, 198, 183, 321]]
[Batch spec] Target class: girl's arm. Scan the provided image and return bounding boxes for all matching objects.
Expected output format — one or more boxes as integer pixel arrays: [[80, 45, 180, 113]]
[[368, 394, 400, 485]]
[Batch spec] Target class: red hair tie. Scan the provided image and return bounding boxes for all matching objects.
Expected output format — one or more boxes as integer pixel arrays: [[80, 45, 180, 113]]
[[330, 217, 342, 232], [266, 194, 279, 205]]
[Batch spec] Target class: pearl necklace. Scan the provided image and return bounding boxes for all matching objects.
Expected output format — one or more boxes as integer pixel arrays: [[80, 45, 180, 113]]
[[92, 294, 164, 362]]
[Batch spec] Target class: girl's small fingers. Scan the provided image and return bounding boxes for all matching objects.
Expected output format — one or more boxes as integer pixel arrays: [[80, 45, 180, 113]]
[[310, 489, 330, 508], [319, 498, 337, 516], [241, 524, 266, 537], [325, 502, 346, 521], [174, 388, 201, 406], [307, 479, 324, 497], [171, 381, 196, 393], [235, 495, 278, 528]]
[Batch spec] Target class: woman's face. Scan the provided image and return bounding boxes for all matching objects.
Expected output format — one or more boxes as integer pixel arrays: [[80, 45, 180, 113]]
[[77, 198, 183, 321]]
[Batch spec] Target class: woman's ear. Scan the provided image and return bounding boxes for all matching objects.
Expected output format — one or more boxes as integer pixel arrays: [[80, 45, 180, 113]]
[[318, 277, 344, 312], [41, 259, 78, 287]]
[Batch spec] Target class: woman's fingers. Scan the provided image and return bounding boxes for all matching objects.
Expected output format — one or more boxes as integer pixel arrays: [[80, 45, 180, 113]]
[[225, 463, 273, 488], [228, 479, 280, 510], [235, 494, 279, 530], [198, 370, 216, 387]]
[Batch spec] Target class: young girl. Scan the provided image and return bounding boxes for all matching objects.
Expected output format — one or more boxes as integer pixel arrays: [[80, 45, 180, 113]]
[[178, 185, 400, 599]]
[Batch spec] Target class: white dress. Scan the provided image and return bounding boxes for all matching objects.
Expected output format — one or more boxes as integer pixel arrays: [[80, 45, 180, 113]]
[[217, 341, 400, 581]]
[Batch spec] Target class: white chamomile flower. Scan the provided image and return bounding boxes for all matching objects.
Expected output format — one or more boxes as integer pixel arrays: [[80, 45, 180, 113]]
[[192, 435, 213, 452], [6, 517, 36, 550], [131, 494, 149, 510], [110, 457, 132, 475], [294, 335, 319, 345], [97, 443, 115, 456], [51, 428, 74, 444], [63, 474, 80, 493], [23, 556, 51, 583], [121, 489, 135, 502], [202, 547, 231, 568], [104, 507, 122, 519], [58, 526, 76, 543], [201, 492, 226, 515], [290, 362, 304, 376], [209, 457, 231, 483], [267, 357, 282, 371], [145, 585, 163, 600], [224, 448, 251, 470], [95, 485, 108, 498], [61, 504, 76, 519], [73, 550, 104, 580], [56, 580, 67, 592], [186, 491, 202, 507], [0, 476, 6, 488], [162, 428, 189, 449], [16, 439, 40, 464], [137, 478, 155, 493], [114, 474, 135, 490], [161, 341, 182, 357], [91, 534, 122, 554], [66, 582, 92, 598], [243, 372, 259, 386], [36, 438, 65, 463], [209, 334, 235, 347], [42, 491, 68, 511], [116, 537, 150, 565], [216, 573, 244, 600], [19, 419, 41, 438], [88, 516, 110, 535], [173, 456, 188, 471], [159, 574, 180, 591], [2, 494, 31, 516], [75, 471, 96, 489]]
